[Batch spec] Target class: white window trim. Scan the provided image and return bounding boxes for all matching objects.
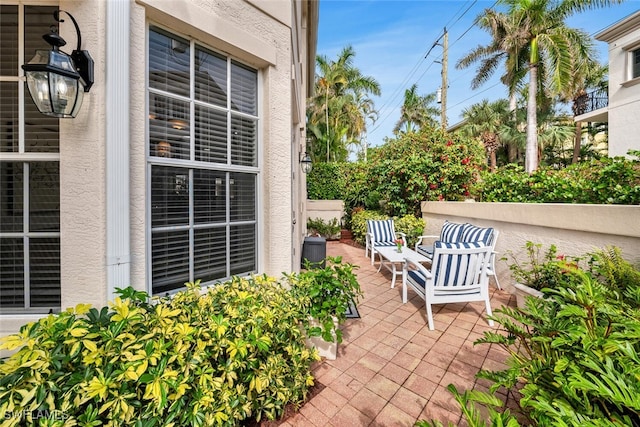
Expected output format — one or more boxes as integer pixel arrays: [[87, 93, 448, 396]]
[[0, 4, 61, 314], [144, 23, 262, 296], [621, 39, 640, 86]]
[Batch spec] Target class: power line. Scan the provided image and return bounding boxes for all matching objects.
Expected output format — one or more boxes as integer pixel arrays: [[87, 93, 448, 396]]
[[369, 1, 499, 138], [370, 0, 478, 133], [447, 82, 502, 111]]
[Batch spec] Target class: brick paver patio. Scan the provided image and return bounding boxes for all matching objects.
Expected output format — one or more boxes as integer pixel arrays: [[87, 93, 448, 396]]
[[278, 241, 516, 426]]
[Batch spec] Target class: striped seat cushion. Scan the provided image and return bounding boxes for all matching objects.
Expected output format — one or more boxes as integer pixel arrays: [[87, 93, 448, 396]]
[[432, 241, 485, 286], [440, 221, 467, 242], [367, 219, 396, 244], [415, 245, 434, 259], [459, 225, 494, 245], [407, 269, 427, 290]]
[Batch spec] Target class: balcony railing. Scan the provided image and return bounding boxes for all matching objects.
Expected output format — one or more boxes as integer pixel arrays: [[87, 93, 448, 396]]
[[574, 88, 608, 116]]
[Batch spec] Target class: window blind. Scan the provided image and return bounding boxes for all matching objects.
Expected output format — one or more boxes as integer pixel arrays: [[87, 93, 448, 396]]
[[0, 161, 60, 312], [148, 27, 258, 294]]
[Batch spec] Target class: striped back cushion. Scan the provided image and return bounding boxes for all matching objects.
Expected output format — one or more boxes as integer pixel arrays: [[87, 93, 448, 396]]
[[432, 241, 486, 286], [440, 221, 467, 243], [460, 225, 494, 246], [367, 219, 396, 243]]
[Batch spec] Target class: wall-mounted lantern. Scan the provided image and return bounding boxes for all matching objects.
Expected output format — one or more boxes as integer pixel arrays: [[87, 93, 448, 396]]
[[22, 10, 94, 118], [300, 152, 312, 174]]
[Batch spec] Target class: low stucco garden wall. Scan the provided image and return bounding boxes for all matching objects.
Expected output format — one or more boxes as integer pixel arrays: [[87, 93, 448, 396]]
[[306, 199, 344, 228], [420, 201, 640, 291]]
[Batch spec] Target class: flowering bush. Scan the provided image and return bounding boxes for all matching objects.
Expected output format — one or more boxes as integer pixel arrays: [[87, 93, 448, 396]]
[[367, 127, 485, 216]]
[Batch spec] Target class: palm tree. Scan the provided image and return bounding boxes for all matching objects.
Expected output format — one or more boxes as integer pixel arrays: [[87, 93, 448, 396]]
[[460, 0, 623, 173], [393, 84, 439, 134], [456, 9, 529, 110], [461, 99, 511, 172], [307, 46, 381, 162]]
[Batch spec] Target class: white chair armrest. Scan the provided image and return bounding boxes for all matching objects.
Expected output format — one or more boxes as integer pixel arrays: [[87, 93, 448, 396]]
[[397, 231, 408, 247], [414, 235, 439, 250], [404, 257, 432, 279]]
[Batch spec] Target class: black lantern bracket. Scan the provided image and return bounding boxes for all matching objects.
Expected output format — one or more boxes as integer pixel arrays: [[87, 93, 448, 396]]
[[54, 10, 94, 92]]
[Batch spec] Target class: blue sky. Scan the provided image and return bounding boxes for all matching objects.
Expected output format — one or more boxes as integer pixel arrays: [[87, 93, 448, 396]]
[[317, 0, 640, 148]]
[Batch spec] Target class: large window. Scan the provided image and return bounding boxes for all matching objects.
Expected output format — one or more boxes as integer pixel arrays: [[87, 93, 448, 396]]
[[633, 48, 640, 79], [148, 27, 258, 294], [0, 5, 61, 313]]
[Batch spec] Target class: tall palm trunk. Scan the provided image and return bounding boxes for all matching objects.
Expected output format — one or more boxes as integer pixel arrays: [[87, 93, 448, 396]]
[[572, 121, 582, 164], [508, 92, 518, 163], [525, 63, 539, 173]]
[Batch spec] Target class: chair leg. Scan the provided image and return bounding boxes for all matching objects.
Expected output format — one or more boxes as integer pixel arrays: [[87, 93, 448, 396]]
[[493, 273, 501, 290], [485, 298, 494, 327], [426, 302, 435, 331], [490, 258, 501, 289]]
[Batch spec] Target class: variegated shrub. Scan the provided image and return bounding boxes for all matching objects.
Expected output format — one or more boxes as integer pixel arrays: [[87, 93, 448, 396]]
[[0, 276, 319, 427]]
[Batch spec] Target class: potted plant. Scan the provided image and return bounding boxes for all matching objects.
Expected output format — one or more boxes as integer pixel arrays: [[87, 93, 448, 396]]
[[290, 256, 362, 359], [504, 241, 582, 308]]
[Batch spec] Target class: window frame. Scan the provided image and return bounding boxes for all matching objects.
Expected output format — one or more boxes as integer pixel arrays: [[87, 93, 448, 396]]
[[632, 47, 640, 80], [621, 40, 640, 87], [0, 4, 61, 314], [145, 24, 261, 296]]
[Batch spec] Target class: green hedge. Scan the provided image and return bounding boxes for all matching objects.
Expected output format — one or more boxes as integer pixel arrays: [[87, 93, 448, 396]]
[[306, 162, 345, 200], [478, 157, 640, 204], [307, 142, 640, 215]]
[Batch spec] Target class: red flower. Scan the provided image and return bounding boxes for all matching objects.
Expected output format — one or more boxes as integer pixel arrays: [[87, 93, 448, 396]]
[[461, 157, 470, 165], [446, 140, 453, 146], [429, 183, 438, 190]]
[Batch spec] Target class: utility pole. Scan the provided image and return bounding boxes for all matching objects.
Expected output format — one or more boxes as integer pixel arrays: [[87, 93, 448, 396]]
[[440, 27, 448, 129], [362, 133, 368, 162]]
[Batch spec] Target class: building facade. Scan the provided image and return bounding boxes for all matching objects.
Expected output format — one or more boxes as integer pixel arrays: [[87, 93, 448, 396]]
[[0, 0, 318, 335], [576, 11, 640, 157]]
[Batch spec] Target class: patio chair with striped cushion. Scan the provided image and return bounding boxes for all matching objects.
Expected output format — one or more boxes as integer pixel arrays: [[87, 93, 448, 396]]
[[402, 241, 494, 330], [365, 219, 406, 265], [415, 221, 501, 289]]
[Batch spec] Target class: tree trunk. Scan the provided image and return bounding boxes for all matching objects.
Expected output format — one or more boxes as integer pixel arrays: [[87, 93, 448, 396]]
[[508, 93, 518, 163], [490, 150, 497, 173], [572, 121, 582, 164], [525, 64, 539, 173]]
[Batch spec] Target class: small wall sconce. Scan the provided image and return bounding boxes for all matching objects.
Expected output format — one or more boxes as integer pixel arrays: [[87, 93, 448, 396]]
[[300, 152, 312, 174], [22, 10, 94, 118]]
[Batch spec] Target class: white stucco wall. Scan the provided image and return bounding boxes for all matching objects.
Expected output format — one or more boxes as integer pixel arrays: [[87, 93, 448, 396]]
[[2, 0, 306, 338], [59, 0, 109, 310], [420, 202, 640, 292], [307, 199, 345, 226]]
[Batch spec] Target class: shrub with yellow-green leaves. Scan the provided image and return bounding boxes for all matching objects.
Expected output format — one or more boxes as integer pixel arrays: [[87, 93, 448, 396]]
[[0, 276, 319, 427]]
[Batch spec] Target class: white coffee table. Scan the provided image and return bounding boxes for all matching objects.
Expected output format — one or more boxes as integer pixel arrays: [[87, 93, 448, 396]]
[[375, 246, 431, 288]]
